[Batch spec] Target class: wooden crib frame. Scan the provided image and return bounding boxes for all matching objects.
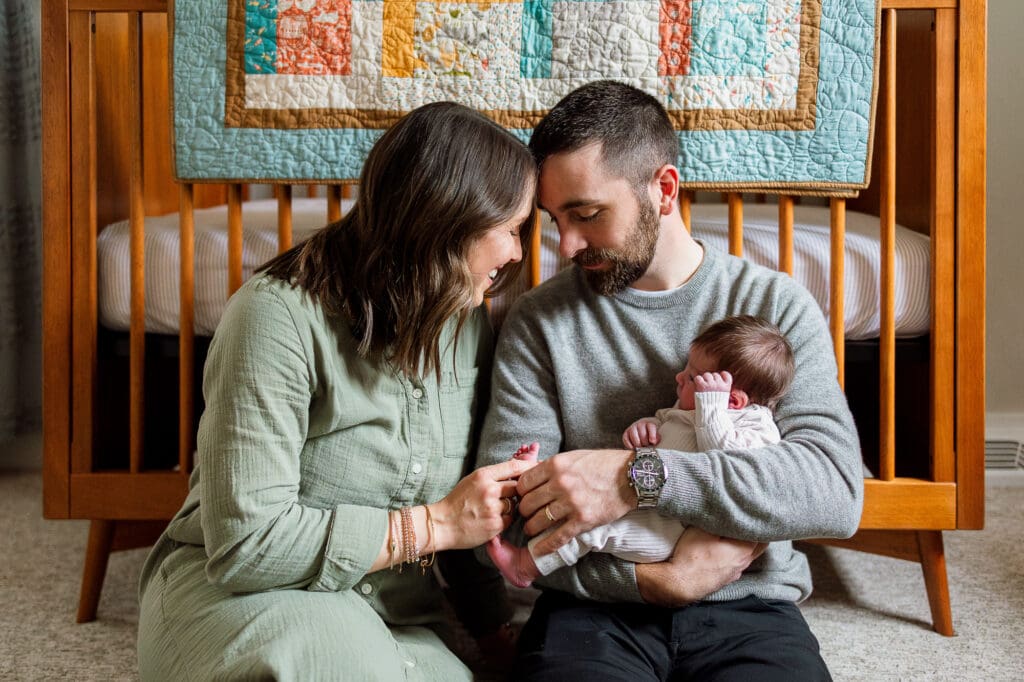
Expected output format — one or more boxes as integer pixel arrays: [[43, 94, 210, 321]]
[[41, 0, 986, 634]]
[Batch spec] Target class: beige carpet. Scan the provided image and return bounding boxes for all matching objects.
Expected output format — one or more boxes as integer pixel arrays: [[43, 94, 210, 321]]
[[2, 463, 1022, 681]]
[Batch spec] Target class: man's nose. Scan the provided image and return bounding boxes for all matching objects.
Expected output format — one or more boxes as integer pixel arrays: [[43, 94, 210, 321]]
[[558, 227, 586, 260]]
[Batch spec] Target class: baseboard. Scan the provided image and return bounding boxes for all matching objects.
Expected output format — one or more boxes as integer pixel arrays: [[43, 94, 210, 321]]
[[986, 412, 1024, 442], [0, 431, 42, 471]]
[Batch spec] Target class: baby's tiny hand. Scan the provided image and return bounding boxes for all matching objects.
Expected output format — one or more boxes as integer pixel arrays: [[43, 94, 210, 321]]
[[694, 370, 733, 394], [622, 420, 661, 448]]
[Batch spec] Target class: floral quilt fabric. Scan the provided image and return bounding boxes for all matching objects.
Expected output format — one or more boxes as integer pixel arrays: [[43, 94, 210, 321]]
[[173, 0, 878, 194]]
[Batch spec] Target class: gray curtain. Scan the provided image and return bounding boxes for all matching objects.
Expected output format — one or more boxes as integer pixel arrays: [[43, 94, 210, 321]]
[[0, 0, 42, 443]]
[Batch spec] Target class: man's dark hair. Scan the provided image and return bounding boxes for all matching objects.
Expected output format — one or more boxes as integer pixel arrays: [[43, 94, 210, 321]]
[[529, 80, 679, 191]]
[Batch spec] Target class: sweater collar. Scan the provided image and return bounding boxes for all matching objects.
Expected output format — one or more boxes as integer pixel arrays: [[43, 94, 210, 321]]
[[605, 240, 716, 309]]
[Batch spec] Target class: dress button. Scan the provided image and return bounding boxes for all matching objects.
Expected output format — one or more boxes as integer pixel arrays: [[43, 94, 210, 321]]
[[411, 463, 422, 474], [411, 388, 424, 399], [360, 583, 373, 595]]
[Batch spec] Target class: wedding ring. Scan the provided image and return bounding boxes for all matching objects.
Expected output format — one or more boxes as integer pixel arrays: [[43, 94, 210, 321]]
[[501, 498, 513, 515], [544, 505, 556, 522]]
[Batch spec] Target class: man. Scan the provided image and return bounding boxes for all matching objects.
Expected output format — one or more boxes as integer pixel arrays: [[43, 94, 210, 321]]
[[476, 80, 863, 679]]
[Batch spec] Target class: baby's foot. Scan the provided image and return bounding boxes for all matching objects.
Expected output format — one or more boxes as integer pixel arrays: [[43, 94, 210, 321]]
[[513, 442, 540, 462], [487, 536, 541, 588]]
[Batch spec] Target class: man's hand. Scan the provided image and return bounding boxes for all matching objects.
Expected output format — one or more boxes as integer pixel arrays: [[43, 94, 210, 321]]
[[635, 526, 767, 607], [622, 419, 661, 448], [515, 449, 636, 555]]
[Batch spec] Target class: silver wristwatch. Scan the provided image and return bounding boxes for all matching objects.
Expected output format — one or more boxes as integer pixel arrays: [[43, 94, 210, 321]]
[[627, 447, 667, 509]]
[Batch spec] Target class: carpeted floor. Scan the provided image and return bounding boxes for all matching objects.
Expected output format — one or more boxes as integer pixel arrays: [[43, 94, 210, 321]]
[[2, 461, 1022, 680]]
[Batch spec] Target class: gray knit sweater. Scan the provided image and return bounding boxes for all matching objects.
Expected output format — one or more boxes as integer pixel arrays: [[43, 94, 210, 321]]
[[477, 243, 864, 604]]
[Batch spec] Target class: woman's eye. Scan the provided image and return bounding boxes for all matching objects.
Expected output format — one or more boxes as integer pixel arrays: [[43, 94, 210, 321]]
[[509, 230, 519, 237]]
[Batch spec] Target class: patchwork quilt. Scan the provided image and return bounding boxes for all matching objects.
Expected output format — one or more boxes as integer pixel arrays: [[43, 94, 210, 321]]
[[172, 0, 879, 195]]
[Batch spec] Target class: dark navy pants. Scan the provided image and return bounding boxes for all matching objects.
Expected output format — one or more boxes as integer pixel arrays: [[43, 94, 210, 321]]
[[513, 591, 831, 681]]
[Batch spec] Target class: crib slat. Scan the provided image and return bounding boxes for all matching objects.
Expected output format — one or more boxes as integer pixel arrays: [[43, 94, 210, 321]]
[[878, 9, 897, 481], [529, 209, 542, 289], [178, 184, 195, 473], [777, 196, 794, 276], [277, 185, 293, 253], [128, 11, 145, 473], [727, 193, 743, 257], [929, 8, 956, 483], [328, 184, 342, 222], [680, 190, 692, 233], [70, 11, 97, 475], [228, 183, 243, 295], [829, 199, 846, 389]]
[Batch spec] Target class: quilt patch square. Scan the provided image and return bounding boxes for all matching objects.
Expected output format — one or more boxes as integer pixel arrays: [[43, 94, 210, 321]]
[[174, 0, 879, 194]]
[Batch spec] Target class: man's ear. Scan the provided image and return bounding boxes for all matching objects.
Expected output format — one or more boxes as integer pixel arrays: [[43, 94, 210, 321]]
[[651, 164, 680, 216], [729, 389, 749, 410]]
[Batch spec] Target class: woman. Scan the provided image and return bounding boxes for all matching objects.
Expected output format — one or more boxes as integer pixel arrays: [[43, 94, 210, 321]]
[[137, 102, 539, 680]]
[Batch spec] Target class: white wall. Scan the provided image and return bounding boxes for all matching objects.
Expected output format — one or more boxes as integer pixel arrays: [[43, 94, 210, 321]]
[[986, 2, 1024, 439]]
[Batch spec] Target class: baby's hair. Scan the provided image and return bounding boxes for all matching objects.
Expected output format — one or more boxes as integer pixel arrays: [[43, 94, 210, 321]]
[[690, 315, 795, 409]]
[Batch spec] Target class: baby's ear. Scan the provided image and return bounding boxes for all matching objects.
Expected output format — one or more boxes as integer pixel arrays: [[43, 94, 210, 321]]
[[729, 388, 749, 410]]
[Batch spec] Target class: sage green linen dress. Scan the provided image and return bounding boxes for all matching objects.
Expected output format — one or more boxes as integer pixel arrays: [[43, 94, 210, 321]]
[[137, 274, 504, 680]]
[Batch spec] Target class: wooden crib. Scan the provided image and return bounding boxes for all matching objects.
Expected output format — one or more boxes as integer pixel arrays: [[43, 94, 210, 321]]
[[41, 0, 986, 634]]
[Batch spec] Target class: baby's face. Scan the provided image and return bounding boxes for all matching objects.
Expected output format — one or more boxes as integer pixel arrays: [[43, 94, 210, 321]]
[[675, 346, 715, 410]]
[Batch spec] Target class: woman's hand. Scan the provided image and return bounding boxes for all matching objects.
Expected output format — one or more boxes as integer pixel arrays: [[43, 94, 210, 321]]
[[635, 527, 767, 607], [432, 458, 538, 551], [515, 449, 636, 555]]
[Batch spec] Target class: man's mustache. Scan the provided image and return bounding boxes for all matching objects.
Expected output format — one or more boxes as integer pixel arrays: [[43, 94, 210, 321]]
[[573, 249, 617, 267]]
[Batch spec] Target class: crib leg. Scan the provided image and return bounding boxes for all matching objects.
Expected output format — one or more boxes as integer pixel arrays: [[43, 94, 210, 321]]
[[917, 530, 954, 636], [75, 519, 168, 623], [806, 529, 955, 636], [77, 520, 115, 623]]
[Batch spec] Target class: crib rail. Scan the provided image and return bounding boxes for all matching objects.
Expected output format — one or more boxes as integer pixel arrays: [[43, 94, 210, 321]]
[[43, 0, 984, 537]]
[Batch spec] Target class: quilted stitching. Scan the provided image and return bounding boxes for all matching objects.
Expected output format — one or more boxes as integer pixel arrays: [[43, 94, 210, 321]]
[[172, 0, 878, 194]]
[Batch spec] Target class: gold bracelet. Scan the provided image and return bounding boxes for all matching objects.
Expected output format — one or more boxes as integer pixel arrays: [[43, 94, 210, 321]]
[[420, 505, 436, 575], [400, 506, 418, 568], [387, 510, 398, 571]]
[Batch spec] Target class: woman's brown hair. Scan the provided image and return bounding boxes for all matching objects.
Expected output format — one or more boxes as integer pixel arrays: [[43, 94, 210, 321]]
[[259, 102, 536, 378]]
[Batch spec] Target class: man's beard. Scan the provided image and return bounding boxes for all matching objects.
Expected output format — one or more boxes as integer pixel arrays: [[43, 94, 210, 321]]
[[574, 196, 660, 296]]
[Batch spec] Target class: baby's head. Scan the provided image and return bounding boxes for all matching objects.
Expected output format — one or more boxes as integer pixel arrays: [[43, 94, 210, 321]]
[[679, 315, 795, 410]]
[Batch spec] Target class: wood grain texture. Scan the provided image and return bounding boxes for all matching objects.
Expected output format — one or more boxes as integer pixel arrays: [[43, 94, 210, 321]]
[[41, 0, 72, 519], [956, 0, 987, 531]]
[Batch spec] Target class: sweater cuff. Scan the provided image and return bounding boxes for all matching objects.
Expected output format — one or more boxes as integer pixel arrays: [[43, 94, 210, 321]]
[[693, 391, 729, 426], [309, 504, 387, 592]]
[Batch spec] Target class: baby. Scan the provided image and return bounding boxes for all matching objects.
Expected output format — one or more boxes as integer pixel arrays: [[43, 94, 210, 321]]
[[487, 315, 795, 587]]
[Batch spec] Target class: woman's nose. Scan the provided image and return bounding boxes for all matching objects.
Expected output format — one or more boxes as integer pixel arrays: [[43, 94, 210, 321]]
[[510, 234, 523, 263]]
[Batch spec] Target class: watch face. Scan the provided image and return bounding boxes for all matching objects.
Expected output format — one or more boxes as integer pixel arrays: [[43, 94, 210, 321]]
[[635, 454, 665, 491]]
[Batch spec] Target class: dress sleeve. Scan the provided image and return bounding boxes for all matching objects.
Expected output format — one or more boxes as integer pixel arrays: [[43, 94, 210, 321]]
[[198, 282, 387, 593]]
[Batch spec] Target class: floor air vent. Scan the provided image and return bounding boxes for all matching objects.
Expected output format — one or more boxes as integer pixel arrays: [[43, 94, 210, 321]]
[[985, 440, 1024, 469]]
